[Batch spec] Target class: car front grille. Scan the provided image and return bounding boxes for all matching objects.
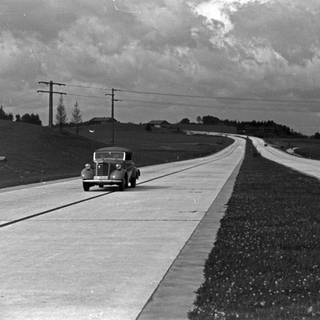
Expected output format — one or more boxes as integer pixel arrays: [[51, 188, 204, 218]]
[[96, 163, 118, 178], [97, 163, 109, 176]]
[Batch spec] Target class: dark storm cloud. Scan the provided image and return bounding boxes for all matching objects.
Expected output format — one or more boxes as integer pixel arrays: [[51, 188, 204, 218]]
[[0, 0, 319, 133]]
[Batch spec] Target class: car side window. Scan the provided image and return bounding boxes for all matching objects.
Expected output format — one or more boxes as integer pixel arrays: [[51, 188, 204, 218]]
[[125, 152, 132, 161]]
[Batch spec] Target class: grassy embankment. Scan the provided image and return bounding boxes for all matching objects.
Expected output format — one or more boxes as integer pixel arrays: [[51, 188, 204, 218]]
[[266, 138, 320, 160], [67, 122, 235, 166], [189, 140, 320, 320], [0, 120, 233, 188]]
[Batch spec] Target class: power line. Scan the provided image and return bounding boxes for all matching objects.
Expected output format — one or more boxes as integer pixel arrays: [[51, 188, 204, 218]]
[[105, 88, 119, 145], [66, 88, 120, 144], [63, 89, 320, 112], [53, 91, 319, 113], [116, 88, 320, 104], [62, 84, 320, 104], [66, 84, 111, 91], [37, 81, 66, 128], [66, 93, 106, 100], [121, 98, 220, 108], [119, 98, 319, 114]]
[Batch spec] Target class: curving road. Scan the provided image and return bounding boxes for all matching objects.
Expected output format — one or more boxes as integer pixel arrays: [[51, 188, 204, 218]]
[[188, 131, 320, 180], [0, 137, 245, 320], [250, 136, 320, 180], [189, 130, 320, 179]]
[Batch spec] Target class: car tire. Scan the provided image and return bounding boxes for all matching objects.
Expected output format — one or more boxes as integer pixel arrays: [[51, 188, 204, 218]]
[[130, 177, 136, 188], [119, 178, 126, 191], [83, 182, 90, 191]]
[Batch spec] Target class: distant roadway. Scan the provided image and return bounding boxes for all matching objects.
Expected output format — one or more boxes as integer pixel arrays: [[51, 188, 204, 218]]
[[0, 136, 245, 320], [250, 136, 320, 180], [188, 131, 320, 180]]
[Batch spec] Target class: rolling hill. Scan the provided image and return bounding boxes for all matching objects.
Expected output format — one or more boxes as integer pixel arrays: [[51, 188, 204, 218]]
[[0, 120, 105, 188], [0, 121, 233, 188]]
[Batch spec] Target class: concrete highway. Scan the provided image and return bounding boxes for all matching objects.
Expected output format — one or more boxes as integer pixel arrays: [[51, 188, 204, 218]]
[[188, 131, 320, 180], [250, 136, 320, 180], [0, 137, 245, 320]]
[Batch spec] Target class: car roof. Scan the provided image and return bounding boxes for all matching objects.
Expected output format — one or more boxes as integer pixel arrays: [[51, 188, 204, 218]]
[[95, 146, 132, 153]]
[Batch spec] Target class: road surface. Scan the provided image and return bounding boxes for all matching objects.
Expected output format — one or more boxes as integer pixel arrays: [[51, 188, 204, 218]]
[[0, 137, 245, 320], [187, 131, 320, 180], [250, 136, 320, 180]]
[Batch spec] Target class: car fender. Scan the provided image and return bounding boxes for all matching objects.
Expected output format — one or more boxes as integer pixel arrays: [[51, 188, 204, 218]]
[[134, 168, 141, 179], [110, 169, 126, 180], [81, 168, 94, 180]]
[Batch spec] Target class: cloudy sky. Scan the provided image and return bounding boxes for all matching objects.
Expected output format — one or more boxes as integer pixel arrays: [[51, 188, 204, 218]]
[[1, 0, 320, 134]]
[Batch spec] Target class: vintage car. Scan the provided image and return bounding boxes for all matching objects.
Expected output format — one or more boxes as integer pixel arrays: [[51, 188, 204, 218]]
[[81, 146, 140, 191]]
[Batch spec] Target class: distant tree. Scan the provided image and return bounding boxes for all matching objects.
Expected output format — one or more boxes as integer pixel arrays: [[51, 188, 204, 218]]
[[55, 95, 67, 131], [312, 132, 320, 139], [21, 113, 31, 123], [0, 105, 13, 121], [71, 101, 82, 135], [145, 123, 152, 131], [21, 113, 42, 126], [202, 115, 220, 125], [30, 113, 42, 125], [0, 105, 6, 119], [196, 116, 202, 124], [180, 118, 190, 124], [15, 114, 21, 122]]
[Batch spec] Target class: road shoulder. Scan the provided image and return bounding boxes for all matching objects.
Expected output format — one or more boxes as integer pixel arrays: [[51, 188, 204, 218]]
[[136, 156, 243, 320]]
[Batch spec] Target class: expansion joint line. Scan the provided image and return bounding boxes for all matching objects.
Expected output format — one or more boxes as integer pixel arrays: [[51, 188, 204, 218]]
[[0, 141, 240, 228]]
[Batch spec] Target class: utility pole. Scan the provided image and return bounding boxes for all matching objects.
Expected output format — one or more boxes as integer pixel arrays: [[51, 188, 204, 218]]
[[37, 81, 66, 128], [105, 88, 119, 145]]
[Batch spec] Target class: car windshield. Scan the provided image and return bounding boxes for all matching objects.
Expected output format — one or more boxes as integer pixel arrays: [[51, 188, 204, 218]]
[[95, 151, 125, 160]]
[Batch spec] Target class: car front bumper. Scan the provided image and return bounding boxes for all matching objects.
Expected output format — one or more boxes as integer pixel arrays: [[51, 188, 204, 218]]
[[83, 179, 123, 185]]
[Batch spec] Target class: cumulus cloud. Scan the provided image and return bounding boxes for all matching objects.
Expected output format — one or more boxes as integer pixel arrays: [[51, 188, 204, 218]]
[[229, 1, 320, 65], [0, 0, 319, 133]]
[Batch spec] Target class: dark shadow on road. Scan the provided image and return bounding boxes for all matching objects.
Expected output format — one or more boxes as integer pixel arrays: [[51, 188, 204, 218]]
[[86, 184, 169, 192], [130, 185, 169, 191]]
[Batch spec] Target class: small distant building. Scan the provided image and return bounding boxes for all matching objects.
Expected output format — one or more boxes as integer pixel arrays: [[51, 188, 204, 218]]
[[148, 120, 170, 128], [88, 117, 118, 125]]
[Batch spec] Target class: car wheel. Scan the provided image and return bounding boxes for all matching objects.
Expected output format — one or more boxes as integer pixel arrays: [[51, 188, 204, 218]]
[[83, 182, 90, 191], [118, 178, 126, 191], [130, 177, 136, 188]]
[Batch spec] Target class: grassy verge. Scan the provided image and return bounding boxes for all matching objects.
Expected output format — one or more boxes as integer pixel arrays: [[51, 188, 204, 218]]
[[294, 146, 320, 160], [0, 121, 233, 188], [266, 138, 320, 160], [189, 140, 320, 320]]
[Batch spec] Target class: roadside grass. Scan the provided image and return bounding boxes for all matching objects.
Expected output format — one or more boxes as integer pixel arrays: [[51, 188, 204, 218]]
[[266, 138, 320, 160], [0, 120, 105, 188], [0, 121, 233, 188], [189, 140, 320, 320], [65, 122, 234, 167]]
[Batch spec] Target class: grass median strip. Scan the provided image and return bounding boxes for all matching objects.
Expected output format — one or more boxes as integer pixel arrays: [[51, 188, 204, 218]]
[[189, 140, 320, 320]]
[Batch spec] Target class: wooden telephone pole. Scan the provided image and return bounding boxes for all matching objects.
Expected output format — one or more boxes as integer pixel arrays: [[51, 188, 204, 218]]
[[105, 88, 119, 145], [37, 81, 66, 128]]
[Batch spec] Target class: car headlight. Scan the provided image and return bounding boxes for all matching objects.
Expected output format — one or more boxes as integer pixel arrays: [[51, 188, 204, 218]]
[[115, 163, 122, 170]]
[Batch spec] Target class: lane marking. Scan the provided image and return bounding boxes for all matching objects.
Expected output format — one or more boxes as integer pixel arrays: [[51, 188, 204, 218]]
[[0, 141, 242, 229], [3, 219, 201, 222], [0, 192, 113, 228]]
